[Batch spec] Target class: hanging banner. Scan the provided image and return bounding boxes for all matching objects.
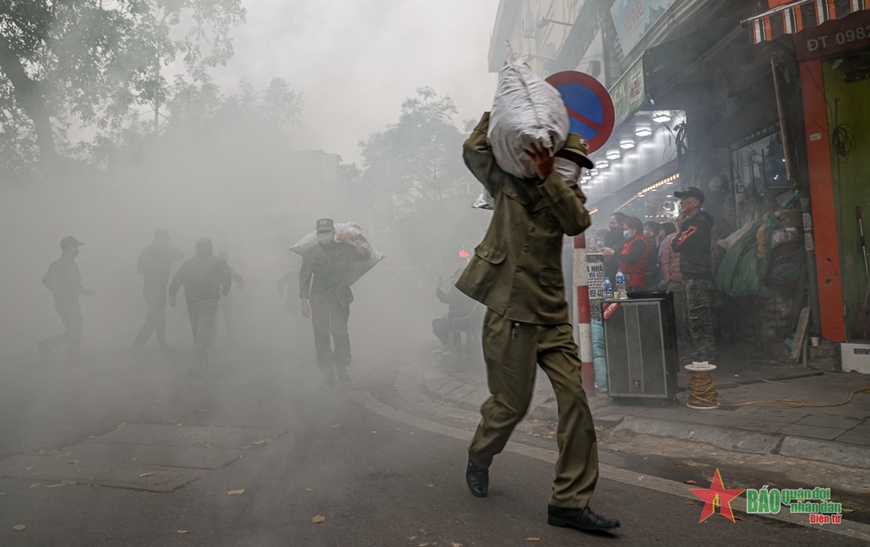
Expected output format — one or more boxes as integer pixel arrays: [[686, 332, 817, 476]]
[[610, 0, 679, 55], [610, 57, 646, 128]]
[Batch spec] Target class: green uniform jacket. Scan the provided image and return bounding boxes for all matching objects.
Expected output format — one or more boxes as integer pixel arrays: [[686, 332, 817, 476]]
[[455, 112, 591, 325]]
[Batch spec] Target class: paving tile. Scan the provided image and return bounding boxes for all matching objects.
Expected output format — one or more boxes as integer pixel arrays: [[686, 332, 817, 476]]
[[834, 430, 870, 446], [794, 415, 864, 430], [779, 424, 848, 441], [0, 455, 201, 493], [445, 383, 476, 404], [673, 413, 743, 427], [726, 419, 786, 434], [434, 379, 465, 398], [88, 423, 284, 450]]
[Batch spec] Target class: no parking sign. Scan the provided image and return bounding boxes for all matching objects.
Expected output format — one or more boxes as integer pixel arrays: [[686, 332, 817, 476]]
[[545, 71, 615, 154]]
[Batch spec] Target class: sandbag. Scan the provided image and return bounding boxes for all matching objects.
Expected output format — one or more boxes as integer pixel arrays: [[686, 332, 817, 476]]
[[488, 56, 569, 179], [290, 222, 384, 286]]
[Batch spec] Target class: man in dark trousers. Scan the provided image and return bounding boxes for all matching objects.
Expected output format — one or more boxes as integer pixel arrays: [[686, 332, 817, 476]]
[[299, 218, 370, 385], [432, 267, 476, 348], [672, 187, 716, 362], [456, 114, 619, 533], [168, 237, 232, 377], [39, 236, 96, 365], [132, 229, 185, 355]]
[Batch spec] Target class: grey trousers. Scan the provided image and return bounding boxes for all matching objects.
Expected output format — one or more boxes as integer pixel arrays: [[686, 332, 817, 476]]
[[310, 299, 351, 375], [188, 300, 219, 371], [41, 303, 83, 363], [133, 290, 168, 350]]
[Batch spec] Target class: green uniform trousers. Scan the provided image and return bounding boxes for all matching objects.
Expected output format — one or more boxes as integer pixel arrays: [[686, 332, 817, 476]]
[[310, 296, 351, 375], [469, 308, 599, 508]]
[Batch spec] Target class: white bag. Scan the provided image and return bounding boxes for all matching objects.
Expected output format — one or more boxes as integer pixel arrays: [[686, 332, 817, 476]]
[[488, 55, 569, 179], [290, 222, 384, 286]]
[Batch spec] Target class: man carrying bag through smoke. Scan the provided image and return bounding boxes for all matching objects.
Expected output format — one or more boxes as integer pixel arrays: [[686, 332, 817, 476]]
[[455, 57, 618, 534], [298, 218, 372, 385]]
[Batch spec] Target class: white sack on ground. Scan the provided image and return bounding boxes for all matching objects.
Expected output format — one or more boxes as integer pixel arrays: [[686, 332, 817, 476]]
[[487, 56, 569, 179], [290, 222, 384, 286]]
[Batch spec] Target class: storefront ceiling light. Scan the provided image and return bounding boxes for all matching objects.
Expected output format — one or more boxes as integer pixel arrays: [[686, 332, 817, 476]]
[[590, 169, 599, 176], [605, 150, 621, 160], [635, 127, 652, 137], [619, 139, 635, 149], [653, 111, 671, 123], [595, 160, 609, 169]]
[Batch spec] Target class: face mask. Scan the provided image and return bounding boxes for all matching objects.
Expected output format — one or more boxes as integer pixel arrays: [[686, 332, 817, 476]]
[[623, 230, 632, 240], [554, 157, 581, 186], [317, 232, 334, 245]]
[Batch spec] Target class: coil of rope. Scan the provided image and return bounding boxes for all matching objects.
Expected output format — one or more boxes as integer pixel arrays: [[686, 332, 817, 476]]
[[685, 362, 720, 409], [683, 362, 870, 409]]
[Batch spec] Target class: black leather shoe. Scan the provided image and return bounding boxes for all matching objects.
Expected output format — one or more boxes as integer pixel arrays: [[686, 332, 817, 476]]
[[548, 505, 620, 532], [466, 457, 488, 498]]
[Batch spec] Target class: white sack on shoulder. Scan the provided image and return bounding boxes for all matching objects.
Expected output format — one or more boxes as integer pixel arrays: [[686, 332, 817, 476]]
[[290, 223, 385, 286], [488, 56, 569, 179]]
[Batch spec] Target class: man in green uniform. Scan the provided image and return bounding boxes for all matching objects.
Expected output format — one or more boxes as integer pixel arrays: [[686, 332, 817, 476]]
[[39, 236, 96, 365], [456, 112, 619, 533], [299, 218, 370, 385]]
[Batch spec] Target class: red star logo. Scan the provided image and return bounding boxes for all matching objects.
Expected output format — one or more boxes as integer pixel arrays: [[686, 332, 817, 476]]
[[690, 469, 745, 523]]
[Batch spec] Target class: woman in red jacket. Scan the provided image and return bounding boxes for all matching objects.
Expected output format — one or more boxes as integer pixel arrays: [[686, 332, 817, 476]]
[[603, 216, 650, 290]]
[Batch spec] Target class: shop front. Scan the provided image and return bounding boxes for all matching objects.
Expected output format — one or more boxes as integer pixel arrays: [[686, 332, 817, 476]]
[[743, 0, 870, 345]]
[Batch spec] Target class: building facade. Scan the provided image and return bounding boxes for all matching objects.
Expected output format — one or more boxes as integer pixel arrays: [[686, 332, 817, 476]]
[[489, 0, 870, 353]]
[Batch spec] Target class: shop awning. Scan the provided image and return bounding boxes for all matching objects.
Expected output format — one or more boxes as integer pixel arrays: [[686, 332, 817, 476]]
[[741, 0, 869, 44]]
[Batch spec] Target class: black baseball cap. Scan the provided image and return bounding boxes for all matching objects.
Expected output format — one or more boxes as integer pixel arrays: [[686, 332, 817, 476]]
[[674, 187, 705, 203], [316, 218, 334, 233], [60, 236, 85, 250]]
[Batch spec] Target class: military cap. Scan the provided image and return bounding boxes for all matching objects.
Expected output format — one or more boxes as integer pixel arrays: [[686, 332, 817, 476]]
[[556, 133, 594, 169], [60, 236, 85, 250], [316, 218, 335, 233]]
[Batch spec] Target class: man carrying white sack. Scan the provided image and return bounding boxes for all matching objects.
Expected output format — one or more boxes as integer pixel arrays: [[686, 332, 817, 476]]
[[455, 113, 620, 534]]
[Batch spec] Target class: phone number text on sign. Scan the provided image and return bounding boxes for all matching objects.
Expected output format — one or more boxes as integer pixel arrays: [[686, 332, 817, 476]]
[[588, 262, 605, 300]]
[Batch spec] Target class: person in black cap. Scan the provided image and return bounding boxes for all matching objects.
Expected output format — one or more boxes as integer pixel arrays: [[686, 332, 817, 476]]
[[39, 236, 96, 365], [132, 229, 185, 355], [672, 186, 716, 362], [299, 218, 370, 385], [168, 237, 232, 377]]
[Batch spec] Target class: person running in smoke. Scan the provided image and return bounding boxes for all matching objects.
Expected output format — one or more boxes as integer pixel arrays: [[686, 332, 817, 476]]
[[39, 236, 96, 366], [132, 229, 185, 355], [456, 113, 619, 533], [432, 267, 476, 350], [168, 237, 232, 377], [299, 218, 370, 385], [217, 251, 245, 341]]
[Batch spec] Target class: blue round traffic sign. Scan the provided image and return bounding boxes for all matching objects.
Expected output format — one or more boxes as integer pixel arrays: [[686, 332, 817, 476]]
[[545, 71, 615, 154]]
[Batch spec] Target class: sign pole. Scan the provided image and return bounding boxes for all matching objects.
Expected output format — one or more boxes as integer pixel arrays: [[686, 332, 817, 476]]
[[574, 233, 594, 396]]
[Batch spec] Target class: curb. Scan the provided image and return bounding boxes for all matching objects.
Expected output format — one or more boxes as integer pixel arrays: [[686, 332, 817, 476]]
[[417, 356, 870, 471], [613, 415, 870, 470]]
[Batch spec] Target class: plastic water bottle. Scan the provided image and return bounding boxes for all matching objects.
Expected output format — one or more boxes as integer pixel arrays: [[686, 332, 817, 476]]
[[603, 277, 614, 300], [615, 270, 627, 299]]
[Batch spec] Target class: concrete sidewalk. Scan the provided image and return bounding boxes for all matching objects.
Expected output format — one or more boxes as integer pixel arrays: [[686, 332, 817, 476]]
[[419, 346, 870, 470]]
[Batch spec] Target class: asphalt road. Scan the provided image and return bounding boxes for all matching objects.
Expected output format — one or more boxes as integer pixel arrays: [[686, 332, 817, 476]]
[[0, 352, 866, 546]]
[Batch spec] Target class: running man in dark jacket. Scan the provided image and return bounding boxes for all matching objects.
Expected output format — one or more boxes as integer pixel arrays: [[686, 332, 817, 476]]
[[672, 186, 716, 362], [168, 237, 232, 376], [132, 229, 185, 355], [39, 236, 96, 365]]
